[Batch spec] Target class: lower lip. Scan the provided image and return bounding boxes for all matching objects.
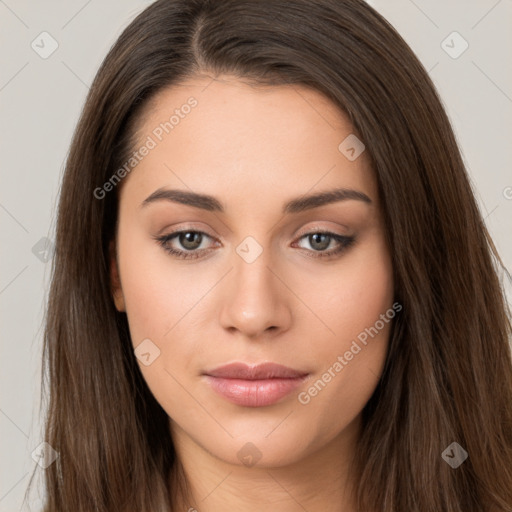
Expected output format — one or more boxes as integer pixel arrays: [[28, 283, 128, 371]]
[[204, 375, 308, 407]]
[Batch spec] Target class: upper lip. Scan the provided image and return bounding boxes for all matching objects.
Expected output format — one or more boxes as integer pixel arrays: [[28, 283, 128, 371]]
[[204, 362, 308, 380]]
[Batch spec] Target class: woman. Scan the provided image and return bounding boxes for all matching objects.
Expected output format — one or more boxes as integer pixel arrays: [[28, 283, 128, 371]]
[[30, 0, 512, 510]]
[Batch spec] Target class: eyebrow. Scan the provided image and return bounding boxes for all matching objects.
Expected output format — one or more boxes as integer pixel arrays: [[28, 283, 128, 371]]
[[140, 187, 372, 214]]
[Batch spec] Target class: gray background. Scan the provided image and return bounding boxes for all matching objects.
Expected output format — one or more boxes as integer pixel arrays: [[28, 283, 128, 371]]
[[1, 0, 511, 509]]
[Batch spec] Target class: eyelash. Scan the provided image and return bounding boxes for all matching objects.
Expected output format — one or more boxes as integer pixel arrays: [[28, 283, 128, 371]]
[[153, 229, 356, 261]]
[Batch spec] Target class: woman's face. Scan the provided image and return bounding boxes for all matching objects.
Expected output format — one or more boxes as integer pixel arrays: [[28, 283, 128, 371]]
[[110, 75, 394, 469]]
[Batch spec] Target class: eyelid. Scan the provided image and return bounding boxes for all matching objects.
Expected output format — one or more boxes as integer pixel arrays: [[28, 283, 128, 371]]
[[157, 221, 350, 244], [156, 222, 216, 237], [293, 222, 350, 238]]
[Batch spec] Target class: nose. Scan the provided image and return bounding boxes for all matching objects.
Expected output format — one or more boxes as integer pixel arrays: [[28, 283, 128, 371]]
[[218, 247, 293, 340]]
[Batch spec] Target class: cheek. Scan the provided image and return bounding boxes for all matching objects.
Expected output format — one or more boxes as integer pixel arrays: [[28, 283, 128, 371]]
[[310, 234, 394, 349], [116, 231, 203, 411], [296, 239, 394, 429], [116, 224, 200, 345]]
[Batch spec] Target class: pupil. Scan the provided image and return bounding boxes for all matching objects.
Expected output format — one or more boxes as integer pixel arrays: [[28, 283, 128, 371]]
[[181, 232, 201, 250], [310, 233, 329, 251]]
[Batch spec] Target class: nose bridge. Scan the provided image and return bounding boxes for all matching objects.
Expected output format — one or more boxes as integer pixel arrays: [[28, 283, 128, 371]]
[[234, 237, 274, 294], [219, 234, 291, 337]]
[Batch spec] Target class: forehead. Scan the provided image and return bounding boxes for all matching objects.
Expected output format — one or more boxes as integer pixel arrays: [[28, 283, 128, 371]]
[[121, 75, 377, 211]]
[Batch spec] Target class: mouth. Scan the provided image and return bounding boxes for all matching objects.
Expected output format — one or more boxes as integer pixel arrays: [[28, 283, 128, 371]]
[[202, 362, 310, 407]]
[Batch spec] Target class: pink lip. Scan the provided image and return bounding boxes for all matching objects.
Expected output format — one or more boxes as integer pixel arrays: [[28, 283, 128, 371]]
[[203, 362, 310, 407]]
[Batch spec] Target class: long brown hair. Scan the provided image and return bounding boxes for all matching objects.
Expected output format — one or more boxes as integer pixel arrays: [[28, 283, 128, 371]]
[[27, 0, 512, 510]]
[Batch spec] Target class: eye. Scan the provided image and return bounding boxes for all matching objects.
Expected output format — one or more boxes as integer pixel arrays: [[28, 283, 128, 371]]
[[154, 229, 356, 260], [154, 230, 217, 260], [292, 231, 356, 259]]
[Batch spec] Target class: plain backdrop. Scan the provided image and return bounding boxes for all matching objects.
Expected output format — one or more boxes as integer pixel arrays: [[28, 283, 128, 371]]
[[1, 0, 511, 510]]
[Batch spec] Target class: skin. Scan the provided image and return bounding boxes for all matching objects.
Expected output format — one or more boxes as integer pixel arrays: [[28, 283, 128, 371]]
[[110, 74, 394, 512]]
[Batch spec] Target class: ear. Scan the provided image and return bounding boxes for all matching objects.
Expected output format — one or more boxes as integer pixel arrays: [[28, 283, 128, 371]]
[[109, 239, 126, 312]]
